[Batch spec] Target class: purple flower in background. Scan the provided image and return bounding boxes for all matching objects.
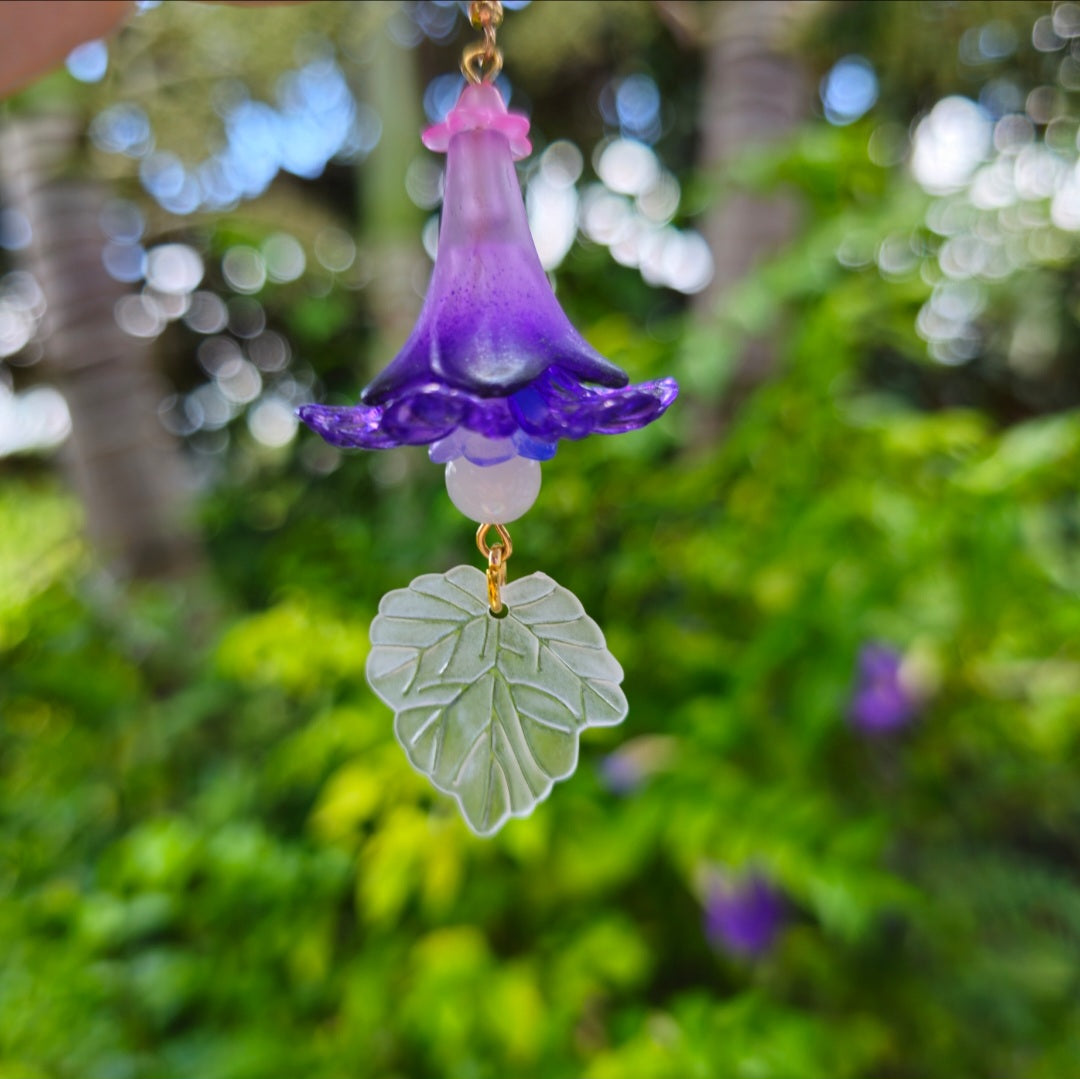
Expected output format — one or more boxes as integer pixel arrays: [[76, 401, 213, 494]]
[[299, 82, 678, 462], [599, 735, 677, 796], [599, 751, 643, 796], [850, 643, 920, 735], [704, 871, 785, 958]]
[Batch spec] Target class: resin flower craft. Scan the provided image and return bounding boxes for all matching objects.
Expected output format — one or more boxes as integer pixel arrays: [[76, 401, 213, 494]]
[[299, 1, 678, 835], [298, 79, 678, 515], [301, 79, 676, 471]]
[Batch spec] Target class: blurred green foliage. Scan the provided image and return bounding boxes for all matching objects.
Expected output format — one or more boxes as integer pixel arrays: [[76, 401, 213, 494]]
[[3, 2, 1080, 1078]]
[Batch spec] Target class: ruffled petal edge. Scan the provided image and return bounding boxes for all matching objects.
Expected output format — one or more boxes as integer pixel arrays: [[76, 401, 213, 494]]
[[298, 366, 679, 458]]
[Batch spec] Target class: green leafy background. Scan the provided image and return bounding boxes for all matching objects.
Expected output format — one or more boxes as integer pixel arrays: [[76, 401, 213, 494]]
[[3, 2, 1080, 1077]]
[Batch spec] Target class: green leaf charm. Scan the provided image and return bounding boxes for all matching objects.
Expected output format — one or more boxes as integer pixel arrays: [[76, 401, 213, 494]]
[[367, 566, 628, 835]]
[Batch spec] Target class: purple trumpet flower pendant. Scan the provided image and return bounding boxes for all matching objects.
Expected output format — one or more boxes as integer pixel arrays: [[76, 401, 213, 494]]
[[298, 78, 678, 517], [300, 2, 678, 836]]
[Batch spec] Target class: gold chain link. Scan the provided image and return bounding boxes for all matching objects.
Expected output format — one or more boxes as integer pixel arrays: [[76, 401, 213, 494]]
[[461, 0, 504, 84], [476, 522, 512, 614]]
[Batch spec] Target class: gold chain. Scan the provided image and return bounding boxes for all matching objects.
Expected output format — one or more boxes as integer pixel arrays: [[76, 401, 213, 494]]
[[476, 522, 512, 614], [461, 0, 504, 84]]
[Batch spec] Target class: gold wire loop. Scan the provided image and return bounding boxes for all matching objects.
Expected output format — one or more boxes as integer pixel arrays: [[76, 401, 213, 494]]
[[461, 42, 503, 84], [469, 0, 504, 31], [476, 522, 512, 614], [476, 522, 513, 561], [461, 0, 504, 84]]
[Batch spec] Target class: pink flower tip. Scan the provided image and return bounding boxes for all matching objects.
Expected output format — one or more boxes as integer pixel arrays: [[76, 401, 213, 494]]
[[422, 82, 532, 160]]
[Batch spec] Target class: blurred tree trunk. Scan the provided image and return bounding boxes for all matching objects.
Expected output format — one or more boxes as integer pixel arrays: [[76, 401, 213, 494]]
[[356, 4, 426, 375], [0, 116, 201, 580], [691, 0, 810, 421]]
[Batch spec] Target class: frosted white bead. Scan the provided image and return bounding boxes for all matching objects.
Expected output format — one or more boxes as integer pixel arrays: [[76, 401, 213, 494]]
[[445, 454, 541, 523]]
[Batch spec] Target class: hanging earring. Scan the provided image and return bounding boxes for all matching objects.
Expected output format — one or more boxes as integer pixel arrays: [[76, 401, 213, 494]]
[[299, 0, 678, 835]]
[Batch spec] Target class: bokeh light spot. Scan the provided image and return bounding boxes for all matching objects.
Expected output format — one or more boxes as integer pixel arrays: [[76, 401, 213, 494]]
[[615, 74, 662, 143], [262, 234, 306, 283], [0, 210, 32, 251], [248, 397, 298, 447], [65, 40, 108, 83], [145, 244, 204, 295], [247, 331, 290, 372], [405, 157, 444, 210], [227, 297, 267, 341], [911, 96, 992, 194], [424, 73, 465, 124], [821, 56, 878, 126], [223, 247, 267, 294], [1054, 3, 1080, 38], [540, 141, 583, 188], [0, 385, 71, 455], [596, 138, 660, 197], [90, 104, 153, 157], [1032, 14, 1064, 52], [314, 227, 356, 273], [115, 294, 164, 339], [184, 292, 229, 335], [102, 242, 146, 284]]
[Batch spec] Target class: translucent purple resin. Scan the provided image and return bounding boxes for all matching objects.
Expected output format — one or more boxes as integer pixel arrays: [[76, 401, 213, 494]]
[[298, 82, 678, 462]]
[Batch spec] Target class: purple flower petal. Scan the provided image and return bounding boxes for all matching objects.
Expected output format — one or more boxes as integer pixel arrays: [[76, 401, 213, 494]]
[[296, 403, 400, 450], [464, 396, 518, 440], [379, 385, 469, 444], [299, 368, 678, 455]]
